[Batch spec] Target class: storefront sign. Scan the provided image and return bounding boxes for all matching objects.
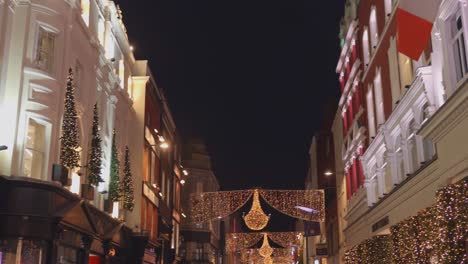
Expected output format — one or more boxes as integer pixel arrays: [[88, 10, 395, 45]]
[[372, 216, 389, 232], [316, 243, 328, 256]]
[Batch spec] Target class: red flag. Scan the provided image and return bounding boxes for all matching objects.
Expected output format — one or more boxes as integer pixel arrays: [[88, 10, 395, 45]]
[[397, 0, 442, 60]]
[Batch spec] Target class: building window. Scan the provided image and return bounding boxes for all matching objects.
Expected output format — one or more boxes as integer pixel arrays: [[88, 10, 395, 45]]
[[98, 16, 105, 45], [74, 61, 82, 99], [23, 119, 46, 179], [119, 60, 125, 88], [373, 70, 385, 125], [362, 28, 371, 68], [388, 36, 401, 107], [36, 28, 55, 72], [369, 7, 379, 52], [398, 53, 414, 90], [366, 88, 376, 138], [80, 0, 90, 26], [384, 0, 393, 19], [106, 34, 115, 60], [450, 9, 468, 84]]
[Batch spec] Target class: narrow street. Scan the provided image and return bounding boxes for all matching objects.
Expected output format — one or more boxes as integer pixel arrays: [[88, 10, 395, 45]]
[[0, 0, 467, 263]]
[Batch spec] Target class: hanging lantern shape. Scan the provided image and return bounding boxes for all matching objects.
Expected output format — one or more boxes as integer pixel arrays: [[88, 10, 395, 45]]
[[243, 189, 270, 230], [258, 233, 274, 258]]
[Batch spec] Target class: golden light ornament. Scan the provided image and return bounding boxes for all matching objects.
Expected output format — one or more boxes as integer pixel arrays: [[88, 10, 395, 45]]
[[263, 256, 273, 264], [243, 190, 270, 230], [258, 233, 274, 258]]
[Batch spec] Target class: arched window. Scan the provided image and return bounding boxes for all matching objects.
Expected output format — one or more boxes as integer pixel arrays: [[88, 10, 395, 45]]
[[362, 28, 370, 67], [369, 7, 379, 52]]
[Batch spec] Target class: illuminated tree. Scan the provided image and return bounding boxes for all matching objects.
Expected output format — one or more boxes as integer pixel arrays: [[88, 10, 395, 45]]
[[88, 103, 104, 186], [121, 146, 134, 211], [108, 129, 121, 202], [59, 68, 80, 169]]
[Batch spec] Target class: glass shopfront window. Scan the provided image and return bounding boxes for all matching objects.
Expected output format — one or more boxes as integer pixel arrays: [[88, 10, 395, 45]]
[[0, 239, 47, 264]]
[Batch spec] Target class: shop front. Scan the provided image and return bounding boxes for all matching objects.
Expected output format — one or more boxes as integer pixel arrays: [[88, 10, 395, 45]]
[[0, 176, 139, 264]]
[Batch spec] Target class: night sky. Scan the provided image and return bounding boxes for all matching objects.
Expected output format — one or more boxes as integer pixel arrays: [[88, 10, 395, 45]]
[[117, 0, 344, 190]]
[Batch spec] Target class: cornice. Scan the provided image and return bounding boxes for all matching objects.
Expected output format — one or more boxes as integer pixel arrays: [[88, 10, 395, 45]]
[[419, 81, 468, 142]]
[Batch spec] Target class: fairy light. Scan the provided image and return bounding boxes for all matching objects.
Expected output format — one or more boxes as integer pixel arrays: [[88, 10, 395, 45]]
[[258, 233, 273, 258], [226, 232, 303, 254], [243, 189, 270, 230], [345, 178, 467, 264], [190, 189, 324, 224]]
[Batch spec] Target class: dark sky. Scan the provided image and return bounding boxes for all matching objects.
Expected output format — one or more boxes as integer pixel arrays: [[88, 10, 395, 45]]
[[117, 0, 344, 190]]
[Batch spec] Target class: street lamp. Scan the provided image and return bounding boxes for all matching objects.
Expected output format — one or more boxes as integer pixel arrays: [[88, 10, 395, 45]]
[[295, 206, 319, 264], [0, 145, 7, 151]]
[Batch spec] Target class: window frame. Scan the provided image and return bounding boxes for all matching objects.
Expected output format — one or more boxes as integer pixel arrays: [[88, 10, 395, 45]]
[[22, 116, 51, 181], [35, 27, 56, 72]]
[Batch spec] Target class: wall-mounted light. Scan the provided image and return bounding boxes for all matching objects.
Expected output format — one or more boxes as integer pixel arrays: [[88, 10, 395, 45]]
[[130, 45, 134, 51], [182, 169, 188, 176], [324, 171, 333, 176], [181, 212, 187, 218], [159, 142, 169, 149], [180, 179, 186, 185]]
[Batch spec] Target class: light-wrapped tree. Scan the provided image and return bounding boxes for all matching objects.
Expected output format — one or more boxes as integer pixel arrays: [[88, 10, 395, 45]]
[[88, 103, 104, 186], [121, 146, 135, 211], [59, 68, 80, 169], [108, 129, 121, 202]]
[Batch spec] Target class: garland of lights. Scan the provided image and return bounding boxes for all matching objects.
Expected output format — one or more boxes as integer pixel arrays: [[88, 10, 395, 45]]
[[226, 233, 263, 253], [259, 189, 325, 221], [344, 235, 392, 264], [240, 248, 293, 264], [268, 232, 303, 248], [243, 190, 270, 230], [226, 232, 303, 253], [435, 178, 467, 263], [190, 189, 324, 223], [345, 178, 467, 264], [190, 190, 254, 223]]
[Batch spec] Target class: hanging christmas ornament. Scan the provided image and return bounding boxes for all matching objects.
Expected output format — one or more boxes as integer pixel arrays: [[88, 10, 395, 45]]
[[258, 233, 274, 258], [243, 189, 270, 230]]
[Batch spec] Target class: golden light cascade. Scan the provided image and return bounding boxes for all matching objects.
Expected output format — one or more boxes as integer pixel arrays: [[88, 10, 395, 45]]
[[190, 189, 324, 224], [243, 189, 270, 230], [258, 233, 274, 258]]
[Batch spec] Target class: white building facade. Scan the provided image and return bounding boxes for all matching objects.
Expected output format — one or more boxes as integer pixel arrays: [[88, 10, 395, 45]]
[[0, 0, 156, 263], [336, 0, 468, 261]]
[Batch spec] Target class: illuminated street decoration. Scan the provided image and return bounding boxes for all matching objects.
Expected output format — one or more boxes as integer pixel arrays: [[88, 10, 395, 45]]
[[190, 190, 254, 223], [258, 233, 273, 258], [259, 189, 325, 222], [226, 232, 302, 253], [190, 189, 324, 223], [243, 190, 270, 230]]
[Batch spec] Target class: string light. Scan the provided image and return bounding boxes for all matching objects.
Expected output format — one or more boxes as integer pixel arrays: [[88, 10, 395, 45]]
[[243, 190, 270, 230], [258, 233, 273, 258], [259, 189, 325, 222], [190, 189, 324, 223], [226, 232, 303, 253], [190, 190, 254, 223], [345, 177, 467, 264]]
